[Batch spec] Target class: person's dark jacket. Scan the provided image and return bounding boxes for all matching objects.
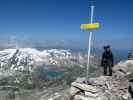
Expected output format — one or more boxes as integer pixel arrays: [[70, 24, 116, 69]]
[[101, 51, 114, 67]]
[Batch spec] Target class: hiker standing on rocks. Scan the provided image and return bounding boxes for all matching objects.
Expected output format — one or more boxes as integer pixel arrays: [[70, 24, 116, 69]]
[[101, 45, 114, 76]]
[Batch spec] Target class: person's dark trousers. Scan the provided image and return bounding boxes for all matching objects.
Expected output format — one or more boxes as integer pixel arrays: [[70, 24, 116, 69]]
[[104, 65, 107, 76], [108, 61, 113, 76], [108, 64, 112, 76], [103, 63, 112, 76]]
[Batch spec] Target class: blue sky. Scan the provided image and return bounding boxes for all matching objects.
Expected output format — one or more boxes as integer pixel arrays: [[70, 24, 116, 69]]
[[0, 0, 132, 50]]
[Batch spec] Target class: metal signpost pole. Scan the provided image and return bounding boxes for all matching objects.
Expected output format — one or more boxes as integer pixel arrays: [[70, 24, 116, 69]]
[[86, 5, 95, 80]]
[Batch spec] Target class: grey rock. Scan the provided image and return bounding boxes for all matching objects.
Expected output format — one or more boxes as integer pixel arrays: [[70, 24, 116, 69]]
[[70, 60, 133, 100], [113, 60, 133, 74], [72, 82, 99, 93], [70, 86, 80, 96]]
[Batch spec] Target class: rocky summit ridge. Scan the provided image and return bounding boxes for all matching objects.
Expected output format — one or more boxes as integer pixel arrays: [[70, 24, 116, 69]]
[[69, 60, 133, 100]]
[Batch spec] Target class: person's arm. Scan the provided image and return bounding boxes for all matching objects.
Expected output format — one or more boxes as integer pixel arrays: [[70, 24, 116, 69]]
[[111, 53, 114, 66]]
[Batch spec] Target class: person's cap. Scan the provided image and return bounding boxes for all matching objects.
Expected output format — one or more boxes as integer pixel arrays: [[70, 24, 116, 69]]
[[106, 45, 110, 49]]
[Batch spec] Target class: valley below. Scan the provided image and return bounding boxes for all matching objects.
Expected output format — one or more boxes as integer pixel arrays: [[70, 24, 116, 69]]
[[0, 48, 101, 100]]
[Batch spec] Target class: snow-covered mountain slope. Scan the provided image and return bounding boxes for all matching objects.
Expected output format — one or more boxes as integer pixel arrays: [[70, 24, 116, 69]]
[[0, 48, 73, 72]]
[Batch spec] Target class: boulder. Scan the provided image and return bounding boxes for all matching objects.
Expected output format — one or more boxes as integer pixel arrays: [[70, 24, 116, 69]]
[[128, 53, 133, 60], [87, 76, 109, 86], [113, 60, 133, 75], [72, 82, 99, 93]]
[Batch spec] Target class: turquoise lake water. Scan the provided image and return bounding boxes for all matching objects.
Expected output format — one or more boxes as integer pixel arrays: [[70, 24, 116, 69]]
[[45, 70, 64, 78], [38, 68, 64, 78]]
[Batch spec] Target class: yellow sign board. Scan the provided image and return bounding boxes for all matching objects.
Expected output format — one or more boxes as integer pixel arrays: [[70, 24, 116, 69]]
[[80, 22, 100, 29]]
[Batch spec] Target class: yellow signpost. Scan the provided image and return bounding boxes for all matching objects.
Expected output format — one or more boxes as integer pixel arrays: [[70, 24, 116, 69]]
[[80, 22, 100, 30]]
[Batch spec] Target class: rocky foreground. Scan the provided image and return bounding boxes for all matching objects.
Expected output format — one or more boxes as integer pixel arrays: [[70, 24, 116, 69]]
[[70, 60, 133, 100], [50, 60, 133, 100]]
